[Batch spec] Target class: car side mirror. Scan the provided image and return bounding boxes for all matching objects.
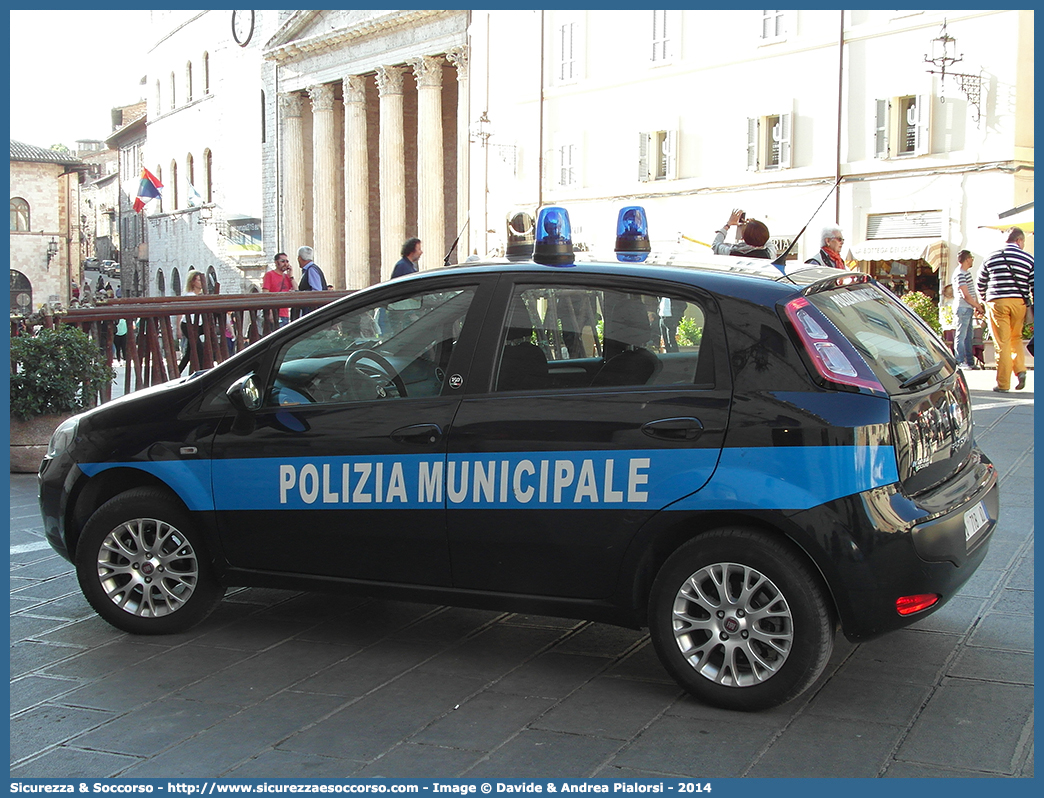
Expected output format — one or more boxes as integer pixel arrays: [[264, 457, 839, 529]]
[[226, 373, 262, 413]]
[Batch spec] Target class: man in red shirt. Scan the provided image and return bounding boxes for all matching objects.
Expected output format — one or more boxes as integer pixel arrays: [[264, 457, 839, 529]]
[[262, 252, 295, 327]]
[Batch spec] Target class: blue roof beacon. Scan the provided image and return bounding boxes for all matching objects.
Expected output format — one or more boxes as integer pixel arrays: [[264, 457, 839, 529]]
[[533, 206, 575, 266], [615, 205, 651, 262]]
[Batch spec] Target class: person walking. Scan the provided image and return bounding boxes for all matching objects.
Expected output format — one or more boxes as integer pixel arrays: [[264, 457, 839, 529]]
[[806, 226, 847, 268], [262, 252, 295, 327], [952, 250, 985, 370], [296, 245, 328, 316], [978, 228, 1034, 392], [178, 269, 206, 373], [391, 237, 423, 278]]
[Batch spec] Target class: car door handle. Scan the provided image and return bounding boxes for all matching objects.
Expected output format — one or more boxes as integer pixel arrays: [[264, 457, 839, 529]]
[[391, 423, 443, 445], [641, 417, 704, 442]]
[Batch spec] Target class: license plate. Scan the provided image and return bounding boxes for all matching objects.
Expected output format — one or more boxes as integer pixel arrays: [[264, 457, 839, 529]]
[[964, 501, 989, 545]]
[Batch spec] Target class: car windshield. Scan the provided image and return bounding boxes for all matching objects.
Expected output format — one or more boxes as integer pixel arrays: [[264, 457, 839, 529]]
[[807, 283, 952, 393]]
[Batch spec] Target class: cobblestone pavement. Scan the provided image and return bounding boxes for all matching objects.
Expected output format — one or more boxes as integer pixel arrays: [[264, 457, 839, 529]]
[[10, 369, 1033, 779]]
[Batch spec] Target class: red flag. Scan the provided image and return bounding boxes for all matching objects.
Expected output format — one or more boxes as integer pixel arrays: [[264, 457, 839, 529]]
[[133, 168, 163, 212]]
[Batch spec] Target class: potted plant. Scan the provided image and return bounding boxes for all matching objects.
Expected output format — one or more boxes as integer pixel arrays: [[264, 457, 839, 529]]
[[10, 324, 114, 473]]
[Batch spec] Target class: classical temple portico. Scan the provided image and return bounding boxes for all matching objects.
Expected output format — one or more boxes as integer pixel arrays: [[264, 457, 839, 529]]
[[264, 10, 469, 290]]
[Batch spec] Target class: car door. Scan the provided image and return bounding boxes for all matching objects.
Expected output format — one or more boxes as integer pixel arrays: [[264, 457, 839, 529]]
[[209, 276, 493, 586], [445, 274, 732, 599]]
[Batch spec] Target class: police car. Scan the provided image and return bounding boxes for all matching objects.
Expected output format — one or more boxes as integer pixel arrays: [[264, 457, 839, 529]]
[[39, 206, 998, 712]]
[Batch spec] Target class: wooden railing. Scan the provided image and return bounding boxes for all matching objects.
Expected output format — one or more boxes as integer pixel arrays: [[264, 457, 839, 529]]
[[14, 291, 353, 402]]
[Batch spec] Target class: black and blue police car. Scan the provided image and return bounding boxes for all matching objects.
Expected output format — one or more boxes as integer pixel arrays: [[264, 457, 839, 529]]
[[39, 206, 999, 711]]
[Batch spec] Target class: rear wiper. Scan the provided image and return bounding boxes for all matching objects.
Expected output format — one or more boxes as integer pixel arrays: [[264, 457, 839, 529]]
[[899, 361, 944, 390]]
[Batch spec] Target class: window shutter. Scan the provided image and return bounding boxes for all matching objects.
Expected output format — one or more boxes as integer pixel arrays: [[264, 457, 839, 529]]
[[665, 129, 678, 179], [666, 10, 681, 61], [746, 117, 758, 171], [638, 132, 651, 182], [913, 94, 931, 156], [776, 113, 792, 169], [874, 99, 889, 159]]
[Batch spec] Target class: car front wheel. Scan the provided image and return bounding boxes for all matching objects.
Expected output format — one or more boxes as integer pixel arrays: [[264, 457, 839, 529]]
[[75, 488, 225, 634], [649, 527, 834, 711]]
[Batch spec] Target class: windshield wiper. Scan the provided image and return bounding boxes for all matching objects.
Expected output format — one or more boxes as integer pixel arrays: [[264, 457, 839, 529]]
[[899, 361, 944, 390]]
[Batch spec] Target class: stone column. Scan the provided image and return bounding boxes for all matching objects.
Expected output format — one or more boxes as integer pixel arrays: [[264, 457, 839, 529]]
[[376, 65, 406, 281], [409, 55, 445, 270], [308, 83, 340, 288], [447, 46, 470, 261], [343, 75, 370, 290], [280, 92, 307, 267]]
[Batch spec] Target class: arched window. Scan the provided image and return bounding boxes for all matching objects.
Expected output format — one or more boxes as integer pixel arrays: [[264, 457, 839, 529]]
[[10, 197, 30, 231], [203, 149, 213, 202], [155, 165, 163, 212], [169, 72, 176, 110], [155, 79, 161, 114], [206, 266, 218, 294], [186, 153, 196, 201], [171, 267, 182, 296], [10, 269, 32, 314], [157, 269, 166, 296], [170, 160, 179, 209], [186, 61, 193, 102], [260, 90, 266, 143], [203, 52, 210, 94]]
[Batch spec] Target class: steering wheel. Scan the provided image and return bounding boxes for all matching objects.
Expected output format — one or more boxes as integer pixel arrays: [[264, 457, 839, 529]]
[[343, 350, 408, 400]]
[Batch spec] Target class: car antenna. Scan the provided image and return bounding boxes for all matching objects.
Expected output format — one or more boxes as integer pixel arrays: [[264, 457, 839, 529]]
[[444, 217, 470, 267], [772, 176, 844, 270]]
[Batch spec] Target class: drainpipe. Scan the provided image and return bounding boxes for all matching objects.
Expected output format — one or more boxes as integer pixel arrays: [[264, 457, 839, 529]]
[[835, 11, 844, 223], [538, 10, 545, 209]]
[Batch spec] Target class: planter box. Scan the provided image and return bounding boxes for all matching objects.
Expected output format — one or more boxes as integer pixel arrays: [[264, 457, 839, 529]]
[[982, 341, 1034, 369], [10, 413, 71, 474]]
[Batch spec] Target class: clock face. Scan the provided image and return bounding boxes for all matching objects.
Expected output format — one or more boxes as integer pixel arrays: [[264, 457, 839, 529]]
[[232, 10, 254, 46]]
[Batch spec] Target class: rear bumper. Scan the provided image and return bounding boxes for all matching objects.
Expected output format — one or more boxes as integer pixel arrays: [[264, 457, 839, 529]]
[[788, 450, 999, 642]]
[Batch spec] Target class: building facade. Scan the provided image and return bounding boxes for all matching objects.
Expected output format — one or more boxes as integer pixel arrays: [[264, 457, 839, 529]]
[[260, 10, 469, 289], [9, 141, 84, 313], [131, 10, 1031, 300], [469, 9, 1033, 289], [140, 9, 282, 297]]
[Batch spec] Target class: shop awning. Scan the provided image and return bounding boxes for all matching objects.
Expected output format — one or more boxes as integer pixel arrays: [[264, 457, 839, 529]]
[[849, 239, 947, 270], [979, 202, 1033, 233]]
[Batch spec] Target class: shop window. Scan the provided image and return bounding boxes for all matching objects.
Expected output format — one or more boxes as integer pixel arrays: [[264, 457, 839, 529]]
[[747, 112, 792, 171], [639, 130, 678, 182], [875, 95, 930, 159], [10, 197, 30, 232]]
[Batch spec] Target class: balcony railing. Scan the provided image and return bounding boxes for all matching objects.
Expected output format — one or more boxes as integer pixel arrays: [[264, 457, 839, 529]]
[[13, 291, 353, 403]]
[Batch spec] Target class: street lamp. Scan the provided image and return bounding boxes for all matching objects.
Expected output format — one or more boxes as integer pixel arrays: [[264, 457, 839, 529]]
[[924, 19, 986, 124], [472, 111, 494, 255], [46, 237, 59, 267]]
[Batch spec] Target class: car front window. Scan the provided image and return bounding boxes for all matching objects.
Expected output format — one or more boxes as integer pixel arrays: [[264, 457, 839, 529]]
[[269, 286, 476, 406]]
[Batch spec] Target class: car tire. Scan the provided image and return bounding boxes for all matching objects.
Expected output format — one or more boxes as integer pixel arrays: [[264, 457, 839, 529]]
[[648, 527, 834, 711], [75, 488, 225, 635]]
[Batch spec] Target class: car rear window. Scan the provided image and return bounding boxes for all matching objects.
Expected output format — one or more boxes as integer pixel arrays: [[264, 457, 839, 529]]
[[806, 283, 952, 394]]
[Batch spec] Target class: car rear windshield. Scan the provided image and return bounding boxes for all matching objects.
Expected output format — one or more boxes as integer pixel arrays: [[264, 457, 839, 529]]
[[806, 283, 952, 394]]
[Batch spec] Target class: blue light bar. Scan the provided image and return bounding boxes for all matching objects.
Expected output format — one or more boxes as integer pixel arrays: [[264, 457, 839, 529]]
[[615, 205, 650, 262], [533, 206, 574, 266]]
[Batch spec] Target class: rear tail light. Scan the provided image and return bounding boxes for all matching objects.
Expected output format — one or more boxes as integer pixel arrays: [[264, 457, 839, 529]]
[[896, 594, 940, 616], [784, 296, 885, 393]]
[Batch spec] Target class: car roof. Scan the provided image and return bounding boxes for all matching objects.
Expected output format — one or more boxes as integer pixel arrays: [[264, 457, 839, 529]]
[[435, 250, 846, 299]]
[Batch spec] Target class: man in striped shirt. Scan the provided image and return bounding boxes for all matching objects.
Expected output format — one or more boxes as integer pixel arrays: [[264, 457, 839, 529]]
[[978, 227, 1034, 391]]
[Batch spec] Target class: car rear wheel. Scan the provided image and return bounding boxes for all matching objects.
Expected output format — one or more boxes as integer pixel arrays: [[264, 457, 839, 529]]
[[75, 488, 225, 635], [649, 527, 834, 711]]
